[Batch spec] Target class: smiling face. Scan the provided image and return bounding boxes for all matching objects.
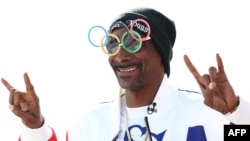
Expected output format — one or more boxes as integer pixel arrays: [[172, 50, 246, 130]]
[[108, 27, 165, 91]]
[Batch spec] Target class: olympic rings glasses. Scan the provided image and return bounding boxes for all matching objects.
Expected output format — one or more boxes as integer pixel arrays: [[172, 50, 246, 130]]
[[100, 31, 151, 56], [88, 18, 151, 56]]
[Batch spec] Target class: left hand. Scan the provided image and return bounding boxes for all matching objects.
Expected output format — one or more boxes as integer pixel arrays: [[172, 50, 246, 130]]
[[183, 53, 239, 114], [1, 72, 44, 128]]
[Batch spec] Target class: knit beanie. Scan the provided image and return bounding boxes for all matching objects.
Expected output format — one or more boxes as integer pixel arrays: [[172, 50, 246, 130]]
[[109, 8, 176, 77]]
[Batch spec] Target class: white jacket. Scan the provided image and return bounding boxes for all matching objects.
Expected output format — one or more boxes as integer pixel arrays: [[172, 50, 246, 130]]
[[20, 75, 250, 141]]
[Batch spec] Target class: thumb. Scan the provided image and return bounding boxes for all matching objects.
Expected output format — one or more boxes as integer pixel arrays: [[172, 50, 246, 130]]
[[9, 104, 29, 118]]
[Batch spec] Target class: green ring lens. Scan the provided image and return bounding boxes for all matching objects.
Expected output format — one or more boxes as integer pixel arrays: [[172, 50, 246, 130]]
[[121, 31, 142, 53]]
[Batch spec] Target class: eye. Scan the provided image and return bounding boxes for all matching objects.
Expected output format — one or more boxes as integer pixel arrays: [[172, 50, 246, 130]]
[[106, 37, 120, 53], [106, 43, 119, 53]]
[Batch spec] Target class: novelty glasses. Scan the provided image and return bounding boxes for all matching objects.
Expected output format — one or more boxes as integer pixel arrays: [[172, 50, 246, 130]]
[[88, 19, 151, 56]]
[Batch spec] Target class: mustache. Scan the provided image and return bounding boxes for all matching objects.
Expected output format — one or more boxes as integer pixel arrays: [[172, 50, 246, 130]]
[[113, 62, 141, 70]]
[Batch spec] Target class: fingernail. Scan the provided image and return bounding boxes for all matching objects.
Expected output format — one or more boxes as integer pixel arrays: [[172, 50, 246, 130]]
[[209, 81, 216, 89], [8, 104, 14, 111]]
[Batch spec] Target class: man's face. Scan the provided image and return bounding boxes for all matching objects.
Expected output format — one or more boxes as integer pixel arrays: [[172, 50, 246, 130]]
[[108, 27, 165, 90]]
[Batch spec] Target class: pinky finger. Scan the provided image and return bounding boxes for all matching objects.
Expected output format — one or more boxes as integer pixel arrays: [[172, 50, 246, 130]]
[[1, 78, 14, 91]]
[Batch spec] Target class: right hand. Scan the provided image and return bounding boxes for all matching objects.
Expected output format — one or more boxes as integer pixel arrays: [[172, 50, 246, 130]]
[[1, 72, 44, 129], [183, 54, 239, 114]]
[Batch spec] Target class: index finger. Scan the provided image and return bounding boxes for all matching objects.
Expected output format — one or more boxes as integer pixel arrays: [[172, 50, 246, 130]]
[[1, 78, 14, 91], [216, 53, 225, 74], [183, 54, 203, 84], [23, 72, 35, 93]]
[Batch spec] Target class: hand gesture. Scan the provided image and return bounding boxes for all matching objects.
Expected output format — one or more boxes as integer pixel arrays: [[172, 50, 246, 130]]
[[184, 53, 239, 114], [1, 72, 43, 128]]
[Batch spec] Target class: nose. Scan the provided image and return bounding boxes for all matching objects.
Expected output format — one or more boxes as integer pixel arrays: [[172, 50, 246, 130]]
[[114, 46, 132, 63]]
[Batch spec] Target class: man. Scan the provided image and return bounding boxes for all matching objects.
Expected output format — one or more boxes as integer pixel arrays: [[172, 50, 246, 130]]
[[1, 8, 250, 141]]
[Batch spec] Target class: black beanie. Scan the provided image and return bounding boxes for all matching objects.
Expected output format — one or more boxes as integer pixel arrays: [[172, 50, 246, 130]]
[[109, 8, 176, 77]]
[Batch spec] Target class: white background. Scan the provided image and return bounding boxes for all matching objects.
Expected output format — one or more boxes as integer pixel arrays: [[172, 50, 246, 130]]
[[0, 0, 250, 140]]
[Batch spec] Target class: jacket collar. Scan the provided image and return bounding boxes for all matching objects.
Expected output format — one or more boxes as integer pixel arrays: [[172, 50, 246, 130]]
[[117, 74, 179, 116]]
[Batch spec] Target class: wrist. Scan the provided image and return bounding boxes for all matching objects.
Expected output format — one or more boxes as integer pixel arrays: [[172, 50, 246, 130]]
[[22, 115, 44, 129], [229, 96, 240, 114]]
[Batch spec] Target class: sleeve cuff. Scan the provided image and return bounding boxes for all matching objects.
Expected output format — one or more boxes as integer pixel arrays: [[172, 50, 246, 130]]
[[20, 120, 53, 141], [225, 96, 250, 124]]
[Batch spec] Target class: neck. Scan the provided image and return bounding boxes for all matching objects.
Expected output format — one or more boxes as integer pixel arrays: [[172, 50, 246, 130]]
[[125, 74, 164, 108]]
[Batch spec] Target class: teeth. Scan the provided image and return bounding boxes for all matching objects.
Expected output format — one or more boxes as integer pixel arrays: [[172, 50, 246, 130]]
[[119, 66, 137, 72]]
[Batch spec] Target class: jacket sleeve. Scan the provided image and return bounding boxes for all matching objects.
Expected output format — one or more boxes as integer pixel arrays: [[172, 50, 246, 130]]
[[18, 120, 57, 141], [225, 96, 250, 124]]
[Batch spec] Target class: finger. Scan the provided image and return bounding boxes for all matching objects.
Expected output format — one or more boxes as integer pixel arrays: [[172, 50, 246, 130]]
[[216, 53, 225, 74], [202, 74, 210, 86], [200, 75, 216, 103], [9, 88, 16, 105], [11, 104, 44, 128], [20, 102, 30, 112], [1, 78, 14, 91], [23, 72, 36, 98], [9, 104, 14, 111], [209, 67, 217, 82], [183, 55, 203, 85], [203, 89, 214, 107], [13, 90, 23, 106], [201, 74, 211, 91], [10, 105, 30, 119], [211, 95, 228, 114], [208, 81, 216, 90], [203, 73, 217, 92]]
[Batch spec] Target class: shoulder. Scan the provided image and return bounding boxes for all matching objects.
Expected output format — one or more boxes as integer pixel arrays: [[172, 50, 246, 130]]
[[176, 88, 226, 117], [79, 99, 117, 120], [67, 99, 118, 134], [177, 88, 204, 102], [176, 88, 210, 111], [176, 88, 229, 122]]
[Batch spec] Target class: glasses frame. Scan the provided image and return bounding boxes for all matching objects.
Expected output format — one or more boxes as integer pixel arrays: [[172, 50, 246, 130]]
[[100, 31, 151, 56]]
